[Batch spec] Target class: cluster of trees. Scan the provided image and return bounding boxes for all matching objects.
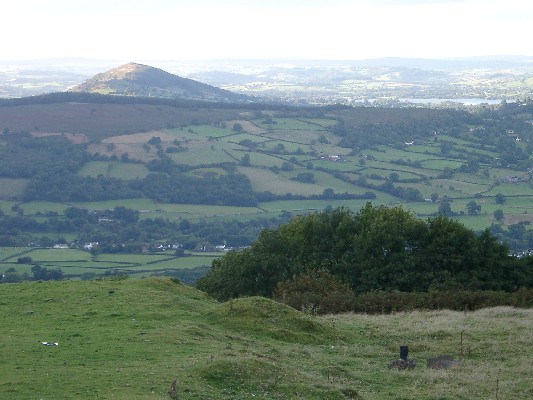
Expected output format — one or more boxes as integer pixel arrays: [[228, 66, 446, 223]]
[[335, 110, 475, 151], [0, 265, 63, 283], [490, 221, 533, 253], [0, 91, 254, 110], [130, 171, 258, 206], [356, 178, 423, 201], [197, 204, 532, 301], [255, 189, 376, 203], [23, 173, 141, 202], [0, 132, 89, 178]]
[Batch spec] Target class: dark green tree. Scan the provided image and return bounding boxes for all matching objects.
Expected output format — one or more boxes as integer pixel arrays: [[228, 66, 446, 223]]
[[495, 193, 506, 204], [466, 200, 481, 215], [232, 123, 243, 133], [437, 201, 453, 216], [148, 136, 161, 145], [197, 204, 529, 301], [239, 153, 251, 166], [292, 172, 315, 183]]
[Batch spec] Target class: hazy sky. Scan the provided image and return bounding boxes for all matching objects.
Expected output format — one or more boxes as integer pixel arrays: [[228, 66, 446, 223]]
[[3, 0, 532, 61]]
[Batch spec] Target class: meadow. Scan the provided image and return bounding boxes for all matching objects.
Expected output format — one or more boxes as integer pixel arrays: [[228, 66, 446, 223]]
[[0, 278, 531, 399]]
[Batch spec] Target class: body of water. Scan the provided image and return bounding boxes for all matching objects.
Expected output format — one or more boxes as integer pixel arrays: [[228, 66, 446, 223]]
[[399, 98, 504, 105]]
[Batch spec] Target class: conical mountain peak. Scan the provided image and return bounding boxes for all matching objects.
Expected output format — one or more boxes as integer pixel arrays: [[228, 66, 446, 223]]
[[69, 63, 246, 102]]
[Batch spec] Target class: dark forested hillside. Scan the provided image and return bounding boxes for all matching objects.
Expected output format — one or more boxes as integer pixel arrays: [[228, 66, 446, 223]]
[[0, 93, 248, 140]]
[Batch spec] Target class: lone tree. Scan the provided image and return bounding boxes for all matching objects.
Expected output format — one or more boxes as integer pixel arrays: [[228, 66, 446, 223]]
[[232, 123, 244, 133], [466, 200, 481, 215], [239, 153, 251, 166], [437, 201, 453, 216], [495, 193, 506, 204]]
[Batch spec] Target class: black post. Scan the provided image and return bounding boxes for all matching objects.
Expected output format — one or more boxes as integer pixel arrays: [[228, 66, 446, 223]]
[[400, 345, 409, 360]]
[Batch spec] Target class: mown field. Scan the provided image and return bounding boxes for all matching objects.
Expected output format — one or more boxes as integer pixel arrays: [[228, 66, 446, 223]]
[[0, 278, 531, 399]]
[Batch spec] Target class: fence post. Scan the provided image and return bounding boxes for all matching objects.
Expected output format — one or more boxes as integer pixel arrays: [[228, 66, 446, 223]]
[[400, 345, 409, 360]]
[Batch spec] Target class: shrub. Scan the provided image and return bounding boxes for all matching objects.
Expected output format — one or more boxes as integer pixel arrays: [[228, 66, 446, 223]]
[[352, 289, 533, 314], [273, 270, 355, 314]]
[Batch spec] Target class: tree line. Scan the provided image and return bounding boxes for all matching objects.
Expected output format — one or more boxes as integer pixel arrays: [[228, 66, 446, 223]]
[[0, 205, 292, 252]]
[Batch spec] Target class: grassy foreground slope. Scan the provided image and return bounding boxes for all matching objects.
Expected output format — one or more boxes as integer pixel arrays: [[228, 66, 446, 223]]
[[1, 278, 531, 399]]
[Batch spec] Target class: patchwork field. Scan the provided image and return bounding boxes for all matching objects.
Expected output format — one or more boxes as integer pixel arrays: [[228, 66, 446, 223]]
[[2, 99, 533, 266], [0, 247, 220, 280]]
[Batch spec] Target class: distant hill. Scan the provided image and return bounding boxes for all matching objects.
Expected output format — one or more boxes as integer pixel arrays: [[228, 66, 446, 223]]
[[69, 62, 249, 102]]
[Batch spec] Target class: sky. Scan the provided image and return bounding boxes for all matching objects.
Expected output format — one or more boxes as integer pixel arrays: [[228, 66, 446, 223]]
[[2, 0, 533, 62]]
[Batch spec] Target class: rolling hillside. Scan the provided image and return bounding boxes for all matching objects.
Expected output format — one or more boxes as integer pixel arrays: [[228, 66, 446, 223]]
[[1, 277, 531, 399], [1, 94, 533, 280]]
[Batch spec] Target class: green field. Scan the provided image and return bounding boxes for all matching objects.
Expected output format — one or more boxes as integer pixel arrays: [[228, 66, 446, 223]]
[[14, 199, 265, 223], [0, 278, 531, 399], [256, 117, 329, 131], [0, 248, 222, 279], [298, 117, 337, 128], [260, 129, 326, 145], [74, 198, 160, 211], [419, 158, 464, 170], [78, 161, 150, 179], [15, 201, 72, 216], [79, 116, 533, 235], [222, 132, 270, 144], [184, 124, 235, 138], [229, 149, 286, 168], [312, 170, 363, 193], [238, 166, 324, 196], [11, 248, 92, 262], [138, 203, 264, 221], [258, 198, 398, 213], [170, 142, 240, 165], [0, 247, 31, 261]]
